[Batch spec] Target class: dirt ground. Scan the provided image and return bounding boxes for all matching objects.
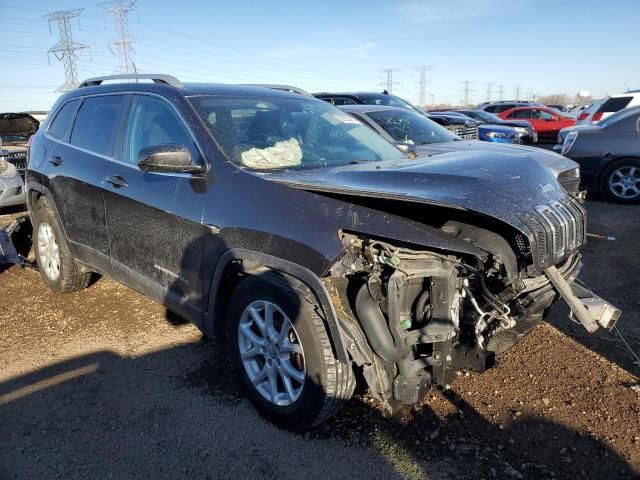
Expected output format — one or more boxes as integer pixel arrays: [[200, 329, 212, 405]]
[[0, 200, 639, 480]]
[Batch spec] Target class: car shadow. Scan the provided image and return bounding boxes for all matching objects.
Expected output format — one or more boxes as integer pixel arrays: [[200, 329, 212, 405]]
[[0, 338, 637, 479]]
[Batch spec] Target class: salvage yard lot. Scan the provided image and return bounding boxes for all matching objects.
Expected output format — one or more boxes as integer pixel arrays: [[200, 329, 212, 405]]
[[0, 200, 639, 480]]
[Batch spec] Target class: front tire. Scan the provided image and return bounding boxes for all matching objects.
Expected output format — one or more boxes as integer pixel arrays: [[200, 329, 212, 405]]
[[33, 197, 91, 293], [227, 275, 355, 429], [601, 158, 640, 204]]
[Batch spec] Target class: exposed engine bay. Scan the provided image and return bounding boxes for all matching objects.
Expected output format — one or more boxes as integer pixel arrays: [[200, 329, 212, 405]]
[[325, 207, 620, 415]]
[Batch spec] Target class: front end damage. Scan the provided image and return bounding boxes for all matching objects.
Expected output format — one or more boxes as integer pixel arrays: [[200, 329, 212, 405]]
[[324, 196, 620, 414]]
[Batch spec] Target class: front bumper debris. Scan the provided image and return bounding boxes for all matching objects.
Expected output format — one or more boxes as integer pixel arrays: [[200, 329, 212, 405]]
[[0, 215, 32, 267], [544, 265, 621, 332]]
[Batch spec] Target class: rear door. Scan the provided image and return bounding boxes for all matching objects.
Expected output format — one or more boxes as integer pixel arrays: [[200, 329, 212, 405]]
[[104, 93, 209, 321], [45, 94, 126, 273]]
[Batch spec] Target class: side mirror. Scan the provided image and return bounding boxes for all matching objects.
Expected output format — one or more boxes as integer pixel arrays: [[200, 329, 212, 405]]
[[394, 141, 418, 159], [137, 144, 205, 175]]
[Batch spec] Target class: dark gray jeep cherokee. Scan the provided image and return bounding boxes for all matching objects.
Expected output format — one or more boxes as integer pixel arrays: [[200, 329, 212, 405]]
[[25, 74, 619, 429]]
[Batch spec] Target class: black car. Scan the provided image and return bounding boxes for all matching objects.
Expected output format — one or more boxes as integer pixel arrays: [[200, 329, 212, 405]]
[[453, 109, 537, 143], [477, 101, 541, 113], [339, 105, 581, 195], [313, 90, 422, 112], [423, 112, 480, 140], [24, 74, 618, 429], [555, 106, 640, 203]]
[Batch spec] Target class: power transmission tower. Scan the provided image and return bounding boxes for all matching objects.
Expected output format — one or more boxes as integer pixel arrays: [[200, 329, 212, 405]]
[[515, 84, 522, 101], [101, 0, 137, 74], [460, 80, 474, 107], [498, 84, 505, 100], [416, 65, 432, 106], [380, 68, 398, 93], [485, 83, 493, 102], [44, 9, 90, 92]]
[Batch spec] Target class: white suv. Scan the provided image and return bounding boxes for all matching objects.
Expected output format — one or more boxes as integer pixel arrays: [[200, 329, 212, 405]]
[[576, 92, 640, 125]]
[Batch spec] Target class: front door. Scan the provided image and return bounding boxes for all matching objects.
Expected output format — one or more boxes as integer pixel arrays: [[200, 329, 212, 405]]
[[103, 93, 209, 321]]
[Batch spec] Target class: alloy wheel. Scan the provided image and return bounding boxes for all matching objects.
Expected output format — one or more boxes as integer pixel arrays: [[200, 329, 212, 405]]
[[37, 222, 61, 281], [609, 166, 640, 200], [238, 300, 306, 406]]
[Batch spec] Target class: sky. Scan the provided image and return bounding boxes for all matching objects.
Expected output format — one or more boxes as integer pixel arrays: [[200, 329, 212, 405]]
[[0, 0, 638, 111]]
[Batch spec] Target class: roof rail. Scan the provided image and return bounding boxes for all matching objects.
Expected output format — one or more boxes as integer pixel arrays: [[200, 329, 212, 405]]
[[242, 84, 311, 96], [78, 74, 183, 89]]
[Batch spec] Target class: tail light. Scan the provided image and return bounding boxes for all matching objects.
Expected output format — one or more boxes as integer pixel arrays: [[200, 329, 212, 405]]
[[577, 112, 589, 121], [591, 112, 604, 122]]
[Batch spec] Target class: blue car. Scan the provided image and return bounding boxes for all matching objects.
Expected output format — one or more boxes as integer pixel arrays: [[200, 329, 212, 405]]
[[478, 123, 521, 143]]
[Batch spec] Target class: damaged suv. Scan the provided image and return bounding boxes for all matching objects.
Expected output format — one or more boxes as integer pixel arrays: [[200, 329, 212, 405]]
[[25, 74, 619, 429]]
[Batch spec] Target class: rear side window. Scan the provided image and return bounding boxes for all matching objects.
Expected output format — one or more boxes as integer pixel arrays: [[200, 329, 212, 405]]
[[484, 105, 498, 113], [599, 96, 632, 113], [70, 95, 125, 156], [48, 99, 79, 140]]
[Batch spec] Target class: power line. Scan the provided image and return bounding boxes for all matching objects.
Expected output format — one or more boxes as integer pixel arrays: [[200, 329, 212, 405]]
[[380, 68, 399, 93], [44, 9, 90, 92], [416, 65, 432, 106], [485, 82, 493, 102], [460, 80, 473, 107], [100, 0, 137, 74]]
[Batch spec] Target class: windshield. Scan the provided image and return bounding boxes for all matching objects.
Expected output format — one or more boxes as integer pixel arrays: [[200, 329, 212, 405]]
[[189, 95, 404, 170], [367, 109, 458, 145]]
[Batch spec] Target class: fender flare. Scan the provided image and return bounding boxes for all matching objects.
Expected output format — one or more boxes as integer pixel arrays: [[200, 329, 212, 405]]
[[204, 248, 349, 362]]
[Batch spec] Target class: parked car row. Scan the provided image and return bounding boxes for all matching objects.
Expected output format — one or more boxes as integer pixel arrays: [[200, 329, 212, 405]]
[[8, 73, 619, 430]]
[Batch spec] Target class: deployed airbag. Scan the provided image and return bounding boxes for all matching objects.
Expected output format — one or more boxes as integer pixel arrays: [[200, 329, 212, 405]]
[[240, 138, 302, 169]]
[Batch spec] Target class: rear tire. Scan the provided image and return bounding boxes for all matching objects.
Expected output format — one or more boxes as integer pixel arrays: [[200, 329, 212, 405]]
[[33, 197, 91, 293], [227, 275, 355, 429], [601, 158, 640, 204]]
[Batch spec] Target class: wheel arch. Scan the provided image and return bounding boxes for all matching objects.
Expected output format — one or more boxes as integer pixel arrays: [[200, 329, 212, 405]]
[[204, 248, 349, 363]]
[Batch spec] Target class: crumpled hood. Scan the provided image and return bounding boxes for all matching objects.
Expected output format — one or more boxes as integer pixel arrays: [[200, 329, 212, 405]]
[[267, 150, 567, 234], [413, 140, 578, 178]]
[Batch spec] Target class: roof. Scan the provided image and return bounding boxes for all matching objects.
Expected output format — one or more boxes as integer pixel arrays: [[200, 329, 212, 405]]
[[66, 75, 313, 101]]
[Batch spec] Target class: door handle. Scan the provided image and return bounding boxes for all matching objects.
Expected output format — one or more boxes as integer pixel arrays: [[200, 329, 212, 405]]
[[104, 174, 128, 188], [49, 155, 63, 166]]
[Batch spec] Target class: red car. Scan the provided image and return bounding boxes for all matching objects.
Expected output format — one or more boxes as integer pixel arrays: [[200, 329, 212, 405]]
[[498, 107, 576, 143]]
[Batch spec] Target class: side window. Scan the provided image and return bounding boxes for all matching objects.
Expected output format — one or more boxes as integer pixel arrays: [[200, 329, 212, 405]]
[[123, 95, 198, 165], [48, 99, 79, 140], [70, 95, 125, 156], [484, 105, 498, 113], [511, 110, 530, 119], [538, 110, 553, 120]]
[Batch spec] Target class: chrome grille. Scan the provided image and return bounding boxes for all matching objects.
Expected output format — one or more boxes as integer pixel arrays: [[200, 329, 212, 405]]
[[3, 150, 27, 173], [448, 124, 478, 140], [533, 196, 586, 266]]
